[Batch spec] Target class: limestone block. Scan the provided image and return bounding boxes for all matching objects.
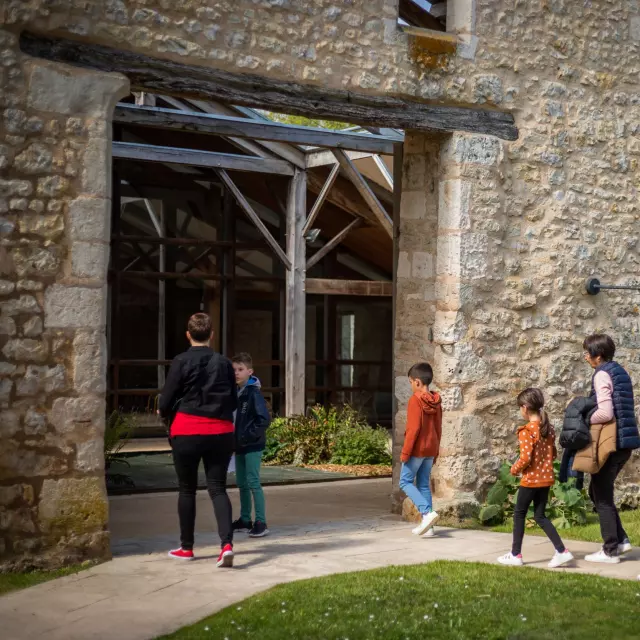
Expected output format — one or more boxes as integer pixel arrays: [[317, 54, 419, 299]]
[[437, 454, 479, 489], [436, 235, 461, 277], [409, 251, 432, 279], [16, 365, 68, 397], [0, 442, 68, 478], [28, 63, 129, 117], [68, 197, 110, 242], [0, 179, 33, 197], [81, 137, 110, 196], [76, 440, 104, 473], [0, 410, 19, 438], [49, 396, 104, 436], [0, 484, 22, 506], [0, 294, 41, 316], [72, 331, 107, 394], [438, 386, 463, 411], [71, 242, 109, 281], [0, 316, 16, 336], [18, 214, 64, 240], [403, 153, 425, 190], [12, 246, 61, 277], [2, 339, 48, 363], [22, 316, 43, 338], [439, 180, 471, 231], [24, 409, 47, 436], [434, 343, 489, 384], [460, 233, 489, 280], [435, 281, 473, 312], [433, 310, 468, 345], [394, 375, 412, 408], [631, 16, 640, 41], [400, 190, 426, 220], [14, 143, 53, 175], [45, 285, 106, 329], [0, 508, 37, 534], [473, 74, 503, 105], [444, 134, 501, 166], [37, 176, 70, 198], [38, 477, 108, 535], [397, 251, 411, 278]]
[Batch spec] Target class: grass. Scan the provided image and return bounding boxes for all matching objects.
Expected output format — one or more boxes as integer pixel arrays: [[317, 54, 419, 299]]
[[0, 564, 88, 597], [462, 508, 640, 545], [159, 560, 640, 640]]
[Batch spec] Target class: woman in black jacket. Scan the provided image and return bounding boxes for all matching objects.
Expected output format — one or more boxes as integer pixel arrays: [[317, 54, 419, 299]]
[[158, 313, 237, 567]]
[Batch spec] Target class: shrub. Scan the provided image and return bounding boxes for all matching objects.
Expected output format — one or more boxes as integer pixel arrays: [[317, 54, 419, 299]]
[[479, 460, 588, 530], [262, 404, 389, 466], [331, 426, 391, 466]]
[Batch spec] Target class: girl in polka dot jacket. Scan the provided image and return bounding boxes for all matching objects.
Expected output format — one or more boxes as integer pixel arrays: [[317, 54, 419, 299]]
[[498, 388, 574, 569]]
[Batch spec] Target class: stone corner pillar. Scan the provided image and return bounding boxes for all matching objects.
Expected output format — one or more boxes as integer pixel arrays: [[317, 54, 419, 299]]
[[0, 34, 129, 570]]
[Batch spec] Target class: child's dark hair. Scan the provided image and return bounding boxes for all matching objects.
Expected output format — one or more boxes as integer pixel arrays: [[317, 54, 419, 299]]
[[517, 388, 550, 438], [232, 352, 253, 368], [187, 313, 212, 342], [408, 362, 433, 386], [583, 333, 616, 362]]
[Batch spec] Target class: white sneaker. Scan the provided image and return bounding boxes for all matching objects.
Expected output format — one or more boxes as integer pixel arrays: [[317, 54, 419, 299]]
[[619, 540, 632, 555], [498, 552, 523, 566], [548, 550, 574, 568], [412, 511, 439, 536], [422, 526, 436, 538], [585, 549, 620, 564]]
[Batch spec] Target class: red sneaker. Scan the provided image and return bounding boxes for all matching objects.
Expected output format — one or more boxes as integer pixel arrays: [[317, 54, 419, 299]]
[[168, 548, 194, 561], [217, 544, 234, 568]]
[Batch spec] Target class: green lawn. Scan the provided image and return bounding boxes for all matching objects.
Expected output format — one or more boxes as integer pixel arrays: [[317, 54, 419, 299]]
[[159, 561, 640, 640], [0, 564, 88, 597]]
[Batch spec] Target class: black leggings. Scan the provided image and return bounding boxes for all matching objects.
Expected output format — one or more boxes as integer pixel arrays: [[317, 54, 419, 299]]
[[512, 486, 565, 556], [172, 433, 234, 550], [589, 449, 631, 556]]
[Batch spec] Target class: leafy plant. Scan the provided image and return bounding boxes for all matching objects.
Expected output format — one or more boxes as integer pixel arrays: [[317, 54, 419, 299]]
[[263, 404, 388, 466], [479, 460, 588, 530], [331, 426, 391, 466], [104, 411, 137, 488]]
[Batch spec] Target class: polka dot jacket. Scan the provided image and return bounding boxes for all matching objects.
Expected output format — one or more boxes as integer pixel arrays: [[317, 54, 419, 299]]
[[510, 421, 558, 488]]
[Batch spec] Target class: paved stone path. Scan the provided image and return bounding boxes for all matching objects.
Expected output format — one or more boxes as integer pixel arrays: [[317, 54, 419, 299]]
[[1, 479, 638, 640]]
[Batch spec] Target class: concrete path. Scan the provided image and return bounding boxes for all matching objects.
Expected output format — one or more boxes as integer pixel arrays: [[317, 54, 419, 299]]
[[1, 479, 638, 640]]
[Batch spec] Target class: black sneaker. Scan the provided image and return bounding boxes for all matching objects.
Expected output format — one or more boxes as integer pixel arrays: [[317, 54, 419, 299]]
[[232, 518, 252, 533], [249, 521, 269, 538]]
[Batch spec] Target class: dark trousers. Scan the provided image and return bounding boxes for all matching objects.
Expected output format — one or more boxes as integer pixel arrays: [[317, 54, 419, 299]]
[[171, 433, 234, 550], [589, 448, 631, 556], [512, 486, 565, 556]]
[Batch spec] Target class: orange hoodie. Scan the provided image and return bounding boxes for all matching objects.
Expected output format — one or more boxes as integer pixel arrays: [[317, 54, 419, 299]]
[[401, 390, 443, 462], [510, 421, 557, 488]]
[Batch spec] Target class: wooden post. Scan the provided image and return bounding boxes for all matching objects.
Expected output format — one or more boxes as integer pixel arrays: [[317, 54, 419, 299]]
[[285, 169, 307, 416]]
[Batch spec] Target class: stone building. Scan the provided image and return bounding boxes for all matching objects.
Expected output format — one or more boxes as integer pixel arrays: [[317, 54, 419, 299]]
[[1, 0, 640, 569]]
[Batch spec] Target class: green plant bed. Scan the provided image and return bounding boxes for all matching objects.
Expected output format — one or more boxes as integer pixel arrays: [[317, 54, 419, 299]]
[[0, 564, 89, 597], [159, 561, 640, 640]]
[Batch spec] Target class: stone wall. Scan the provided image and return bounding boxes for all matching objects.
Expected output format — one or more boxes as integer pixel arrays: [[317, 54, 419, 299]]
[[2, 0, 640, 568], [0, 26, 128, 569]]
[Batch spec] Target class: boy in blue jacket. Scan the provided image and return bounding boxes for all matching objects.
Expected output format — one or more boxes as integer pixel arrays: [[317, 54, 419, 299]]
[[232, 353, 271, 537]]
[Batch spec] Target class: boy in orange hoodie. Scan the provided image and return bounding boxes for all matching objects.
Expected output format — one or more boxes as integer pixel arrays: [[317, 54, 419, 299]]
[[400, 362, 442, 537]]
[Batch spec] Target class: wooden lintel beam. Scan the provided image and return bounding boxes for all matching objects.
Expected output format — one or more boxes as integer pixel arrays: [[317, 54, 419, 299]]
[[332, 149, 393, 238], [305, 279, 392, 296], [112, 141, 294, 176], [217, 169, 292, 269], [20, 32, 518, 141], [303, 164, 340, 235], [306, 217, 362, 271], [114, 103, 399, 155]]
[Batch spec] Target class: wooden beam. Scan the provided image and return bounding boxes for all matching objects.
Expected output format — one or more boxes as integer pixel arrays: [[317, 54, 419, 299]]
[[114, 104, 399, 155], [285, 169, 307, 416], [305, 279, 392, 296], [112, 141, 294, 176], [303, 164, 340, 235], [217, 169, 291, 269], [398, 0, 445, 31], [305, 149, 373, 168], [332, 149, 393, 237], [306, 218, 362, 271], [20, 33, 519, 141], [186, 99, 307, 169]]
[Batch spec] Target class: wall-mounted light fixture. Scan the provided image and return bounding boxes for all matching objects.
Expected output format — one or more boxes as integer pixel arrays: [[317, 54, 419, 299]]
[[586, 277, 640, 296]]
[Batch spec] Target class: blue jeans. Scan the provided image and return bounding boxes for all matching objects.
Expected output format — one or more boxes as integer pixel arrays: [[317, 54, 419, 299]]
[[400, 457, 434, 515]]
